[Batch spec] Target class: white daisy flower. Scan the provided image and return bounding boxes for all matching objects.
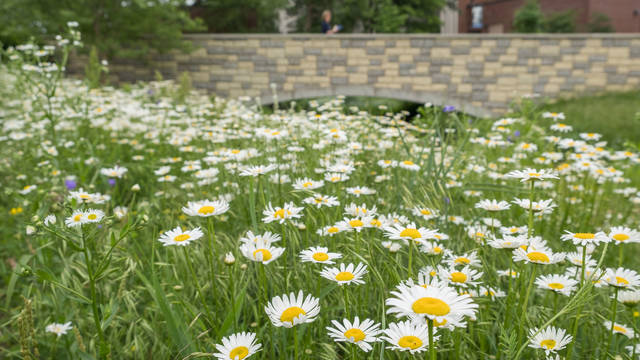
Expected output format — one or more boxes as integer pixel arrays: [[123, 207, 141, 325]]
[[158, 226, 204, 246], [603, 268, 640, 289], [213, 331, 262, 360], [303, 194, 339, 208], [292, 177, 324, 191], [182, 199, 230, 217], [608, 226, 640, 244], [560, 230, 609, 247], [386, 284, 478, 324], [381, 320, 436, 354], [45, 322, 72, 337], [240, 239, 285, 265], [262, 202, 303, 224], [475, 199, 511, 211], [513, 247, 564, 265], [603, 320, 635, 339], [326, 317, 381, 352], [320, 263, 368, 286], [505, 168, 559, 182], [528, 326, 572, 356], [299, 246, 342, 264], [239, 231, 281, 244], [264, 291, 320, 328], [535, 274, 578, 296]]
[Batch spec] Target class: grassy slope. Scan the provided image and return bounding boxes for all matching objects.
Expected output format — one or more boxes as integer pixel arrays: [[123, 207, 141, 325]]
[[541, 91, 640, 145]]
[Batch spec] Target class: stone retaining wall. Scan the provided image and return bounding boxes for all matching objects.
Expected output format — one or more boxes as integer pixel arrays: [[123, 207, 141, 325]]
[[68, 34, 640, 116]]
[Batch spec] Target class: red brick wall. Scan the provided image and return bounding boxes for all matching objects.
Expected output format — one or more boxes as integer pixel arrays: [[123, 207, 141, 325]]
[[459, 0, 640, 33]]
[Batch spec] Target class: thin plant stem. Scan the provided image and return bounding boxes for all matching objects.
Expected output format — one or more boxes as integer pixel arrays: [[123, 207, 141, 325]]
[[408, 240, 414, 279], [428, 319, 436, 360], [182, 246, 213, 325], [606, 287, 620, 353], [527, 180, 534, 238], [80, 227, 108, 357]]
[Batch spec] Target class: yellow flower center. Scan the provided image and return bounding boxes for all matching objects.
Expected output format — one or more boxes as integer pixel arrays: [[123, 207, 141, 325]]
[[400, 228, 421, 239], [548, 283, 564, 289], [454, 257, 470, 265], [528, 172, 540, 177], [87, 214, 97, 220], [398, 335, 423, 350], [433, 318, 448, 327], [450, 272, 467, 283], [403, 160, 414, 165], [302, 182, 313, 188], [229, 346, 249, 359], [174, 234, 190, 242], [574, 233, 595, 240], [253, 249, 272, 261], [527, 251, 550, 263], [616, 276, 629, 285], [274, 209, 290, 219], [613, 234, 630, 242], [327, 227, 339, 233], [198, 206, 215, 215], [343, 328, 366, 342], [312, 252, 329, 262], [349, 219, 363, 228], [335, 272, 354, 281], [613, 325, 627, 333], [280, 306, 306, 323], [540, 339, 556, 349], [433, 247, 442, 254], [420, 209, 431, 215], [412, 297, 451, 316], [73, 214, 83, 222]]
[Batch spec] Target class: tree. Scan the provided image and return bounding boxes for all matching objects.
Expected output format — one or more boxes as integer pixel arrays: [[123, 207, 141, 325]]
[[544, 10, 575, 33], [291, 0, 445, 33], [194, 0, 287, 33], [513, 0, 544, 33], [0, 0, 203, 59], [588, 12, 614, 33]]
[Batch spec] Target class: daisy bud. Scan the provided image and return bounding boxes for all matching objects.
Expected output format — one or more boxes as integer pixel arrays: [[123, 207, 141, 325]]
[[240, 264, 248, 270], [131, 184, 141, 192], [31, 215, 39, 222], [173, 285, 183, 291], [26, 225, 36, 235], [224, 252, 235, 265]]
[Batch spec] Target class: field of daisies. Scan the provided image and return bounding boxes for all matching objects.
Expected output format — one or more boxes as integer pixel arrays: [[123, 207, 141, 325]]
[[3, 30, 640, 360]]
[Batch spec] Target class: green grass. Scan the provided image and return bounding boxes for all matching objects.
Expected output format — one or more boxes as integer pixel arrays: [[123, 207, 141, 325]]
[[541, 91, 640, 145]]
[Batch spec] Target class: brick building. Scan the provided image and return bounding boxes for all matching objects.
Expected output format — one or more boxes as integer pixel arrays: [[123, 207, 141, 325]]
[[458, 0, 640, 33]]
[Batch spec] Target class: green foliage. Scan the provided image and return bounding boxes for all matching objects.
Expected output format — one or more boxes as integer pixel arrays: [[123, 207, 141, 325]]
[[0, 0, 204, 59], [513, 0, 544, 33], [176, 72, 193, 104], [541, 91, 640, 145], [294, 0, 446, 33], [543, 10, 575, 33], [197, 0, 287, 33], [84, 46, 105, 89], [514, 1, 577, 33], [588, 12, 614, 33]]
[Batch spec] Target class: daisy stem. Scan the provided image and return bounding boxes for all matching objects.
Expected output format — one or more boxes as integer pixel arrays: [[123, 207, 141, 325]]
[[428, 319, 436, 360], [80, 227, 108, 357], [527, 180, 534, 238], [606, 287, 619, 353], [248, 178, 257, 231], [259, 263, 269, 303], [519, 264, 537, 338], [182, 247, 213, 325], [408, 240, 414, 279], [207, 217, 217, 282], [618, 245, 623, 267], [293, 326, 299, 359], [580, 245, 587, 286], [342, 286, 350, 318]]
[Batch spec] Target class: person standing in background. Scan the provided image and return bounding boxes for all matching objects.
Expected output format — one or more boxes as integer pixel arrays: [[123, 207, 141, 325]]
[[321, 10, 341, 34]]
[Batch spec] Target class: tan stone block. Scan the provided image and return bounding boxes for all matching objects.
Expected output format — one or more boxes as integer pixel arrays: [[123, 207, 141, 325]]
[[539, 46, 559, 56], [458, 83, 472, 93], [349, 73, 367, 84], [431, 48, 450, 57], [609, 48, 629, 58]]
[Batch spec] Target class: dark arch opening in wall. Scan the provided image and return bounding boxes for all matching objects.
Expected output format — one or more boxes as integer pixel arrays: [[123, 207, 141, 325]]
[[257, 86, 493, 118]]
